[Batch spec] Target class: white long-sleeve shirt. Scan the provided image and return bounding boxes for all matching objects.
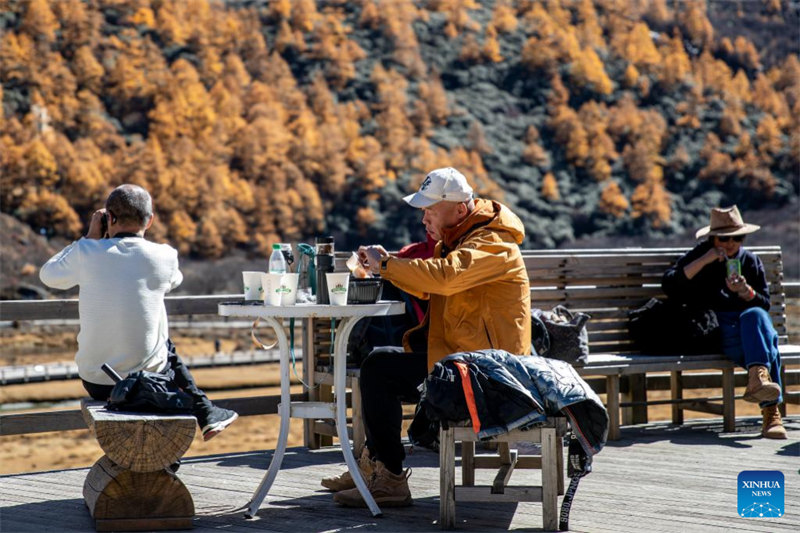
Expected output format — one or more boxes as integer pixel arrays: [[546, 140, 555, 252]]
[[40, 237, 183, 384]]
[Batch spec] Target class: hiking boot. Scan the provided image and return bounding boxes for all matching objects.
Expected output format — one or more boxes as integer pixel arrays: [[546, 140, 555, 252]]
[[743, 365, 780, 403], [321, 448, 375, 492], [333, 461, 412, 508], [761, 405, 788, 439], [199, 406, 238, 441]]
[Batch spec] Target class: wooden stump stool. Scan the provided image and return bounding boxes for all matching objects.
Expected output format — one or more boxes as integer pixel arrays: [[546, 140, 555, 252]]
[[80, 400, 196, 531]]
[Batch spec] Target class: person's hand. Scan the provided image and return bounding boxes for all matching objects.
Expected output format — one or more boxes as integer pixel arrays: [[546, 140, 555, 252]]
[[702, 246, 726, 265], [726, 274, 752, 299], [86, 209, 109, 239], [358, 245, 388, 275]]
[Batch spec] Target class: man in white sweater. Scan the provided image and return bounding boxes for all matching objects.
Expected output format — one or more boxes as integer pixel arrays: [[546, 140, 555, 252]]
[[40, 184, 237, 441]]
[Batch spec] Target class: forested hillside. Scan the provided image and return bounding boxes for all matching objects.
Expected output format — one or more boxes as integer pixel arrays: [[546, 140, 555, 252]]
[[1, 0, 798, 260]]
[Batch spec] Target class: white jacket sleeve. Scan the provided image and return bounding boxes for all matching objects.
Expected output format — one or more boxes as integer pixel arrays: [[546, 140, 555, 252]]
[[168, 251, 183, 292], [39, 241, 81, 290]]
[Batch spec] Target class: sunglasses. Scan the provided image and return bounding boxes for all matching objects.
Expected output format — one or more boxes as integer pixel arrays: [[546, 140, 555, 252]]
[[716, 235, 745, 243]]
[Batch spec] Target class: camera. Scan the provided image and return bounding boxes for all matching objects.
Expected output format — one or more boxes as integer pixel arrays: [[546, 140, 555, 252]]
[[100, 213, 108, 238]]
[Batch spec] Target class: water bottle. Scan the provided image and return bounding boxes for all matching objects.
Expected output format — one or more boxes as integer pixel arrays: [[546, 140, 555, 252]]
[[269, 243, 287, 274]]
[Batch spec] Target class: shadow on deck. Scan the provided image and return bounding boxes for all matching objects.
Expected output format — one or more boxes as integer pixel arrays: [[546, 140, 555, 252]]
[[1, 417, 798, 533]]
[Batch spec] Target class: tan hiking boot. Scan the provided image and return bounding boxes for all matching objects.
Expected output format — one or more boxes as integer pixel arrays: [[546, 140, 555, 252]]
[[761, 405, 788, 439], [321, 448, 375, 492], [333, 461, 413, 508], [743, 365, 781, 403]]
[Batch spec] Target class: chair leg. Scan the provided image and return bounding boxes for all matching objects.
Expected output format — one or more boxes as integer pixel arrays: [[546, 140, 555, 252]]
[[779, 364, 787, 417], [439, 428, 456, 530], [541, 427, 558, 531], [556, 435, 564, 495], [462, 441, 475, 486], [722, 368, 735, 432], [670, 370, 684, 425], [606, 376, 620, 440], [350, 376, 365, 456]]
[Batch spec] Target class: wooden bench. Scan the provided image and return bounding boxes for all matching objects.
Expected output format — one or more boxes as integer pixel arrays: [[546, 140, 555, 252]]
[[526, 246, 800, 440], [80, 400, 196, 531], [439, 418, 568, 530], [303, 246, 798, 446]]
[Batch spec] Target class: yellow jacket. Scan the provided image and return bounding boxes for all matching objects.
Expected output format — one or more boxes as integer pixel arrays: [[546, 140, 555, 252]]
[[381, 199, 531, 370]]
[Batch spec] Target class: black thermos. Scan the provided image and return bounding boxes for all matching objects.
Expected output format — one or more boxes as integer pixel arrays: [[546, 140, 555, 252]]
[[315, 236, 335, 304]]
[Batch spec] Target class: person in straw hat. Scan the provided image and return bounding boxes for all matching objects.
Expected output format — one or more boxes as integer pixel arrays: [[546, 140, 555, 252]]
[[662, 205, 786, 439]]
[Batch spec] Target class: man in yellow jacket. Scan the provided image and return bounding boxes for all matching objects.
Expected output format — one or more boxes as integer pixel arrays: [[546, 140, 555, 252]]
[[328, 167, 531, 508]]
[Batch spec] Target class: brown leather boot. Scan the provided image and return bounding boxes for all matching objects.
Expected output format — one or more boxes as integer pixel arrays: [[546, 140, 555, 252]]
[[761, 405, 788, 439], [321, 448, 375, 492], [333, 461, 413, 508], [743, 365, 780, 403]]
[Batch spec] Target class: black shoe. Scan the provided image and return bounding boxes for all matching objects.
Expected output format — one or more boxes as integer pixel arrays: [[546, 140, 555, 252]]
[[199, 406, 238, 441]]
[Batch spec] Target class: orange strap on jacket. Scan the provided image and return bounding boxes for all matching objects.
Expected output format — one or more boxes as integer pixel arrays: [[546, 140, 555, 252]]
[[454, 361, 481, 434]]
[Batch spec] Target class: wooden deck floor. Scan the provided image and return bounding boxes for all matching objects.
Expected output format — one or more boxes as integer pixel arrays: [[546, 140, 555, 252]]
[[1, 417, 798, 533]]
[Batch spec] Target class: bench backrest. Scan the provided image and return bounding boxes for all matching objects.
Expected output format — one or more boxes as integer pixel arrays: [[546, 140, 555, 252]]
[[315, 246, 787, 359], [523, 246, 787, 353]]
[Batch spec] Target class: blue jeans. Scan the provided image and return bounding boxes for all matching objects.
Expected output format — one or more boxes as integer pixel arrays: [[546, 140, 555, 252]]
[[717, 308, 782, 407]]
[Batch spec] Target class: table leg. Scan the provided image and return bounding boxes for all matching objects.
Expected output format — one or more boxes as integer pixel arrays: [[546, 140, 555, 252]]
[[245, 317, 291, 519], [333, 316, 382, 517]]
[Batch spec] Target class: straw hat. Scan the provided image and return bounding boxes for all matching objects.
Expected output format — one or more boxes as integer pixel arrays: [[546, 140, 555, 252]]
[[695, 205, 760, 239]]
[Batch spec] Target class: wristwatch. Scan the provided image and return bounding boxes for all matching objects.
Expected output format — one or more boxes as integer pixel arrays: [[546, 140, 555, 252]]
[[380, 255, 391, 271]]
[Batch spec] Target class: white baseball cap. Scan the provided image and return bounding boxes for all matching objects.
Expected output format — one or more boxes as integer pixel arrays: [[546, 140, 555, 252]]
[[402, 167, 474, 208]]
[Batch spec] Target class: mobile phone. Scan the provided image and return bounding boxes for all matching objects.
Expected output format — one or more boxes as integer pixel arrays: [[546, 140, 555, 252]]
[[726, 258, 741, 279], [99, 213, 108, 238]]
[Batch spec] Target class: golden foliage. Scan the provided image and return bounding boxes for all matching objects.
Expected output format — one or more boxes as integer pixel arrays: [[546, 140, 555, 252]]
[[755, 115, 783, 157], [611, 23, 660, 69], [541, 172, 559, 201], [659, 33, 692, 87], [698, 151, 734, 183], [459, 34, 482, 63], [523, 126, 550, 168], [623, 63, 640, 89], [570, 46, 613, 95], [482, 25, 503, 63], [18, 188, 83, 238], [491, 1, 518, 33], [733, 36, 762, 72], [678, 0, 713, 50], [630, 179, 671, 227], [599, 181, 629, 218], [1, 0, 796, 256], [21, 0, 60, 43]]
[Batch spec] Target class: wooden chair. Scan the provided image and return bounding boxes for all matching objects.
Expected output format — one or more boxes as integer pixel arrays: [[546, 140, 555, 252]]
[[439, 417, 568, 530]]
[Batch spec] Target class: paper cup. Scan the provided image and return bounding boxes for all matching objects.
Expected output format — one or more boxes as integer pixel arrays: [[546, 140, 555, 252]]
[[259, 273, 269, 303], [263, 273, 284, 306], [242, 271, 264, 300], [278, 273, 299, 305], [326, 272, 350, 306]]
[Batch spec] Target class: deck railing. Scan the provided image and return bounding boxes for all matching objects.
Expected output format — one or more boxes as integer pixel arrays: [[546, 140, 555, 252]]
[[2, 282, 798, 437], [0, 294, 298, 437]]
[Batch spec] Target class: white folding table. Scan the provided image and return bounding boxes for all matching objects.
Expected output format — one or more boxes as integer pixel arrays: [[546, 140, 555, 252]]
[[218, 301, 404, 517]]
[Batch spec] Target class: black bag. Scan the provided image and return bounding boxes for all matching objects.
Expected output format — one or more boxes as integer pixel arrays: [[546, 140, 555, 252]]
[[107, 369, 194, 414], [627, 298, 720, 354], [532, 306, 590, 365]]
